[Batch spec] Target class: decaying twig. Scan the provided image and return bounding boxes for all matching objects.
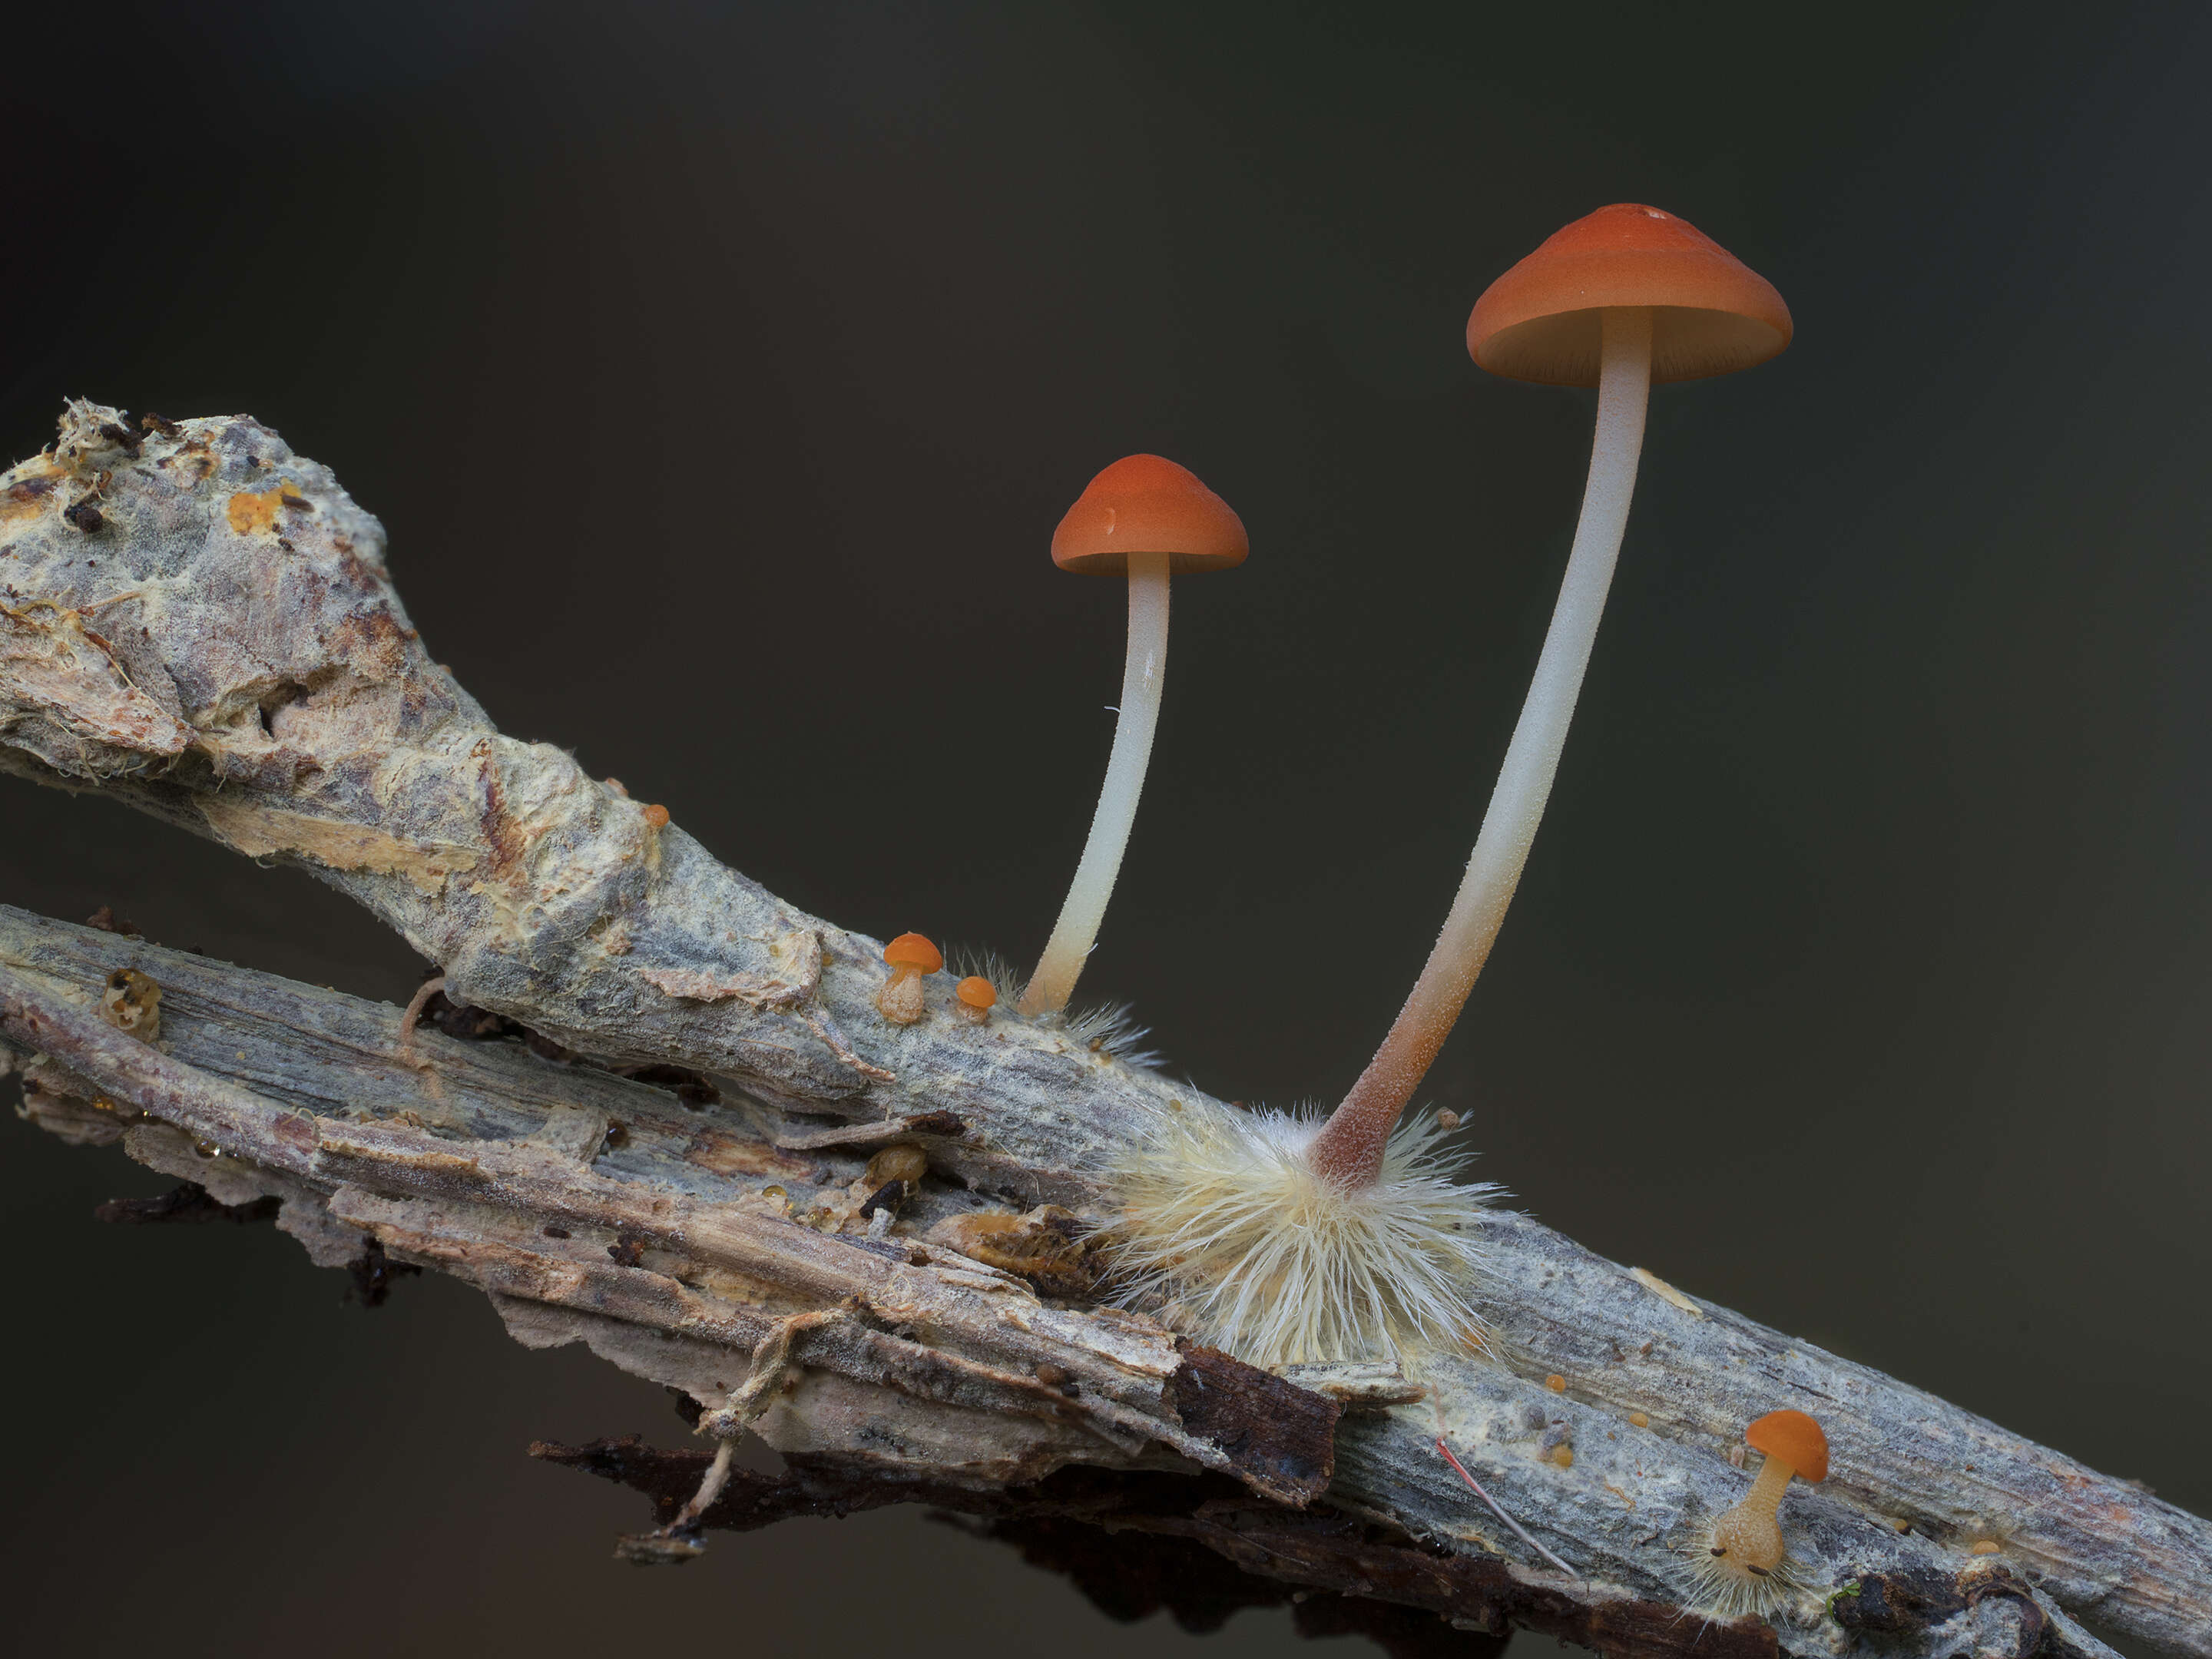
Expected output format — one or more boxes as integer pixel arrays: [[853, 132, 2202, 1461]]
[[3, 402, 2204, 1657]]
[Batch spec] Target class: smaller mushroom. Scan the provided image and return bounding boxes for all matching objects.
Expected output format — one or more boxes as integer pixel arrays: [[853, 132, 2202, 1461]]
[[1690, 1409, 1827, 1617], [954, 975, 997, 1025], [876, 932, 942, 1024], [1018, 455, 1248, 1017]]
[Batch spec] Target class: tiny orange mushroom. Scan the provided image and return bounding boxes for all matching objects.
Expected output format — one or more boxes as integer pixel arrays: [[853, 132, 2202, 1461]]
[[1709, 1409, 1828, 1582], [955, 975, 998, 1025], [876, 932, 942, 1025]]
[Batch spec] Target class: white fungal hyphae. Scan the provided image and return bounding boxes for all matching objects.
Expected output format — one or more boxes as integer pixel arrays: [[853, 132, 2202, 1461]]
[[1675, 1530, 1811, 1626], [1062, 1000, 1163, 1070], [1678, 1552, 1810, 1626], [1106, 1104, 1496, 1367], [947, 945, 1164, 1069]]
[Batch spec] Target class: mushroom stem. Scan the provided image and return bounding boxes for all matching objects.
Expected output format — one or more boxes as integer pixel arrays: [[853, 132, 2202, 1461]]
[[1308, 306, 1654, 1189], [1712, 1452, 1799, 1571], [1020, 550, 1171, 1016]]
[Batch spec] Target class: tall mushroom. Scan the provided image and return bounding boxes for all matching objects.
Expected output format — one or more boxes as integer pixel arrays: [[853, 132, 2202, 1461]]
[[1106, 207, 1790, 1369], [1018, 455, 1247, 1018], [1304, 204, 1791, 1190]]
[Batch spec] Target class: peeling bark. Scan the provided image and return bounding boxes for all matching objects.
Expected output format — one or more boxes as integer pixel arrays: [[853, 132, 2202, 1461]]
[[2, 402, 2203, 1657]]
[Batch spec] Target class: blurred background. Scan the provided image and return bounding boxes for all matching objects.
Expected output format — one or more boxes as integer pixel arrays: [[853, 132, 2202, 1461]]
[[3, 3, 2206, 1655]]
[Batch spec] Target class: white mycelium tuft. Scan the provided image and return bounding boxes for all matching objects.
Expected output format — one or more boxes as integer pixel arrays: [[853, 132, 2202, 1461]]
[[1107, 1102, 1497, 1368], [947, 945, 1165, 1070], [1677, 1534, 1810, 1626]]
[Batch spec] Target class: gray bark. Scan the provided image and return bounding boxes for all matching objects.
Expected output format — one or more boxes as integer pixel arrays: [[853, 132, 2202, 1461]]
[[2, 401, 2201, 1657]]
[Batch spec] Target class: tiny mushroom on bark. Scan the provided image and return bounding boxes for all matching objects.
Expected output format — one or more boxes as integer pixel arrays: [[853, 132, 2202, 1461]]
[[1693, 1408, 1828, 1616], [876, 932, 942, 1025], [1017, 455, 1247, 1018], [1304, 204, 1791, 1191], [954, 975, 997, 1025]]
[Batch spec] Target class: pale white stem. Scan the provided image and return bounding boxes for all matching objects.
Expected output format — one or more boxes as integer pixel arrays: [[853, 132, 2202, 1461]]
[[1309, 306, 1653, 1189], [671, 1434, 738, 1530], [1019, 551, 1171, 1017]]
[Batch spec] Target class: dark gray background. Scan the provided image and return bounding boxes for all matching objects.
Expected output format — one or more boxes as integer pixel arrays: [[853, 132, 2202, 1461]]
[[4, 4, 2205, 1655]]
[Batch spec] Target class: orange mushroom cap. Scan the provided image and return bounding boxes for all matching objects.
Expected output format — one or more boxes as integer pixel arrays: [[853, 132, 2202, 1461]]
[[1467, 204, 1792, 388], [955, 975, 998, 1010], [882, 932, 942, 974], [1744, 1409, 1828, 1484], [1051, 454, 1249, 575]]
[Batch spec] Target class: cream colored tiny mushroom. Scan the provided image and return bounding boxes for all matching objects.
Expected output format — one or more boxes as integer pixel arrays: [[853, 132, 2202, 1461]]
[[876, 932, 942, 1025]]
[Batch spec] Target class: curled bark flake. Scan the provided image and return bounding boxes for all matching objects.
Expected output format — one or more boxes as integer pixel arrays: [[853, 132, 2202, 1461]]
[[0, 600, 194, 774]]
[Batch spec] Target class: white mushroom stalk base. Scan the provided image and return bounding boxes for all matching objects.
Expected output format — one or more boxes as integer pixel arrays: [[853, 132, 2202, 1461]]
[[1681, 1451, 1815, 1620], [1019, 551, 1171, 1018], [1108, 1100, 1498, 1368], [1307, 306, 1654, 1190]]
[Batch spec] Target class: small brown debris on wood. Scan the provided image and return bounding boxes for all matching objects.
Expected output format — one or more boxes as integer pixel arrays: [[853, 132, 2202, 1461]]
[[100, 968, 161, 1041], [1167, 1343, 1337, 1507], [683, 1128, 817, 1183], [930, 1205, 1104, 1297], [856, 1142, 928, 1220]]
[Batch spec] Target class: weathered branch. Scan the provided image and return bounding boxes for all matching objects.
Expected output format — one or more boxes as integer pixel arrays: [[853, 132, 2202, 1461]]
[[2, 402, 2202, 1657]]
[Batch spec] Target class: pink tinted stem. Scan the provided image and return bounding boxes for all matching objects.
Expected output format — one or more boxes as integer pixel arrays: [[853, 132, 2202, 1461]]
[[1306, 306, 1653, 1190], [1435, 1437, 1578, 1579]]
